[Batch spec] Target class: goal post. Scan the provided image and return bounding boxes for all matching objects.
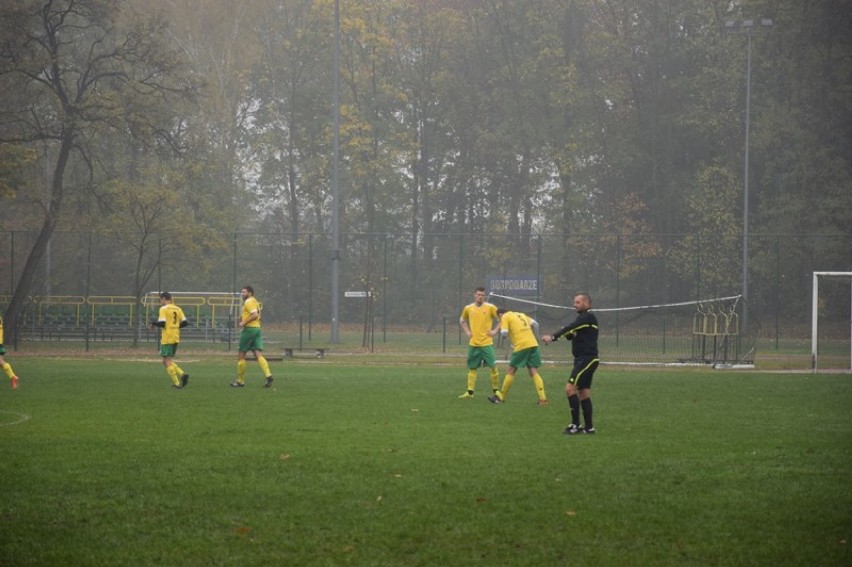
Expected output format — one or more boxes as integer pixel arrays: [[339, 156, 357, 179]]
[[811, 272, 852, 373]]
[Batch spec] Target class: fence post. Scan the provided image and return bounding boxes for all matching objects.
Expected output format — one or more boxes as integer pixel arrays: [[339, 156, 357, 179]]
[[615, 234, 621, 348], [9, 230, 14, 292], [458, 234, 463, 345], [85, 232, 92, 352], [442, 316, 447, 354], [229, 233, 237, 351], [695, 234, 701, 300], [308, 233, 313, 341], [383, 234, 388, 343], [775, 235, 780, 349]]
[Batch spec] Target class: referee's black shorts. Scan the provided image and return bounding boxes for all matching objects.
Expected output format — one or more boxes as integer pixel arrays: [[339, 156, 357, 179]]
[[568, 357, 599, 389]]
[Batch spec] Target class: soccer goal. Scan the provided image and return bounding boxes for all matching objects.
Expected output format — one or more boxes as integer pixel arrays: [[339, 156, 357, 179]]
[[490, 293, 757, 368], [811, 272, 852, 373]]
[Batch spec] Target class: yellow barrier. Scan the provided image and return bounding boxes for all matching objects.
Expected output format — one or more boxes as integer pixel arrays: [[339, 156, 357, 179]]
[[33, 295, 86, 326], [87, 296, 136, 326], [145, 292, 240, 327], [16, 293, 241, 329]]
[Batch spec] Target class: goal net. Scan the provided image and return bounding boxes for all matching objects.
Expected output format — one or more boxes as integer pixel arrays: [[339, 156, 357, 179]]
[[811, 272, 852, 373], [490, 293, 758, 367]]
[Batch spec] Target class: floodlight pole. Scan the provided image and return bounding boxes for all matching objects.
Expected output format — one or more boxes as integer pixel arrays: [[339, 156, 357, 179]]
[[330, 0, 341, 343], [725, 17, 772, 334]]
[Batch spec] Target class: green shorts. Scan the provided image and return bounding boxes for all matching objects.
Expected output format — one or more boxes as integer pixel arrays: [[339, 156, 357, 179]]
[[239, 327, 264, 353], [0, 344, 6, 356], [159, 343, 178, 358], [509, 346, 542, 369], [467, 345, 496, 370]]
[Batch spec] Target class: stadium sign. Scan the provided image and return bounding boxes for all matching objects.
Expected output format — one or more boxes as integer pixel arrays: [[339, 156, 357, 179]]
[[344, 291, 371, 298], [487, 275, 540, 297]]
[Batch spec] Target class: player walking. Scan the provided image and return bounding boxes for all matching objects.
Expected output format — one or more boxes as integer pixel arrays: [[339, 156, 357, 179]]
[[232, 285, 274, 388], [150, 291, 190, 389], [542, 292, 599, 434]]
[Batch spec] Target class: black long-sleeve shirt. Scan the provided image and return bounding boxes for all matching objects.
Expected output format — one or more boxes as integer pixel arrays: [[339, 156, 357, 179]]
[[551, 310, 599, 358]]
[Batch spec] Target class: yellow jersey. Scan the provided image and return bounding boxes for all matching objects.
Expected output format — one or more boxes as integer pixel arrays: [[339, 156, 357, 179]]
[[158, 303, 187, 345], [500, 311, 539, 351], [242, 296, 261, 328], [460, 302, 498, 347], [0, 316, 4, 344]]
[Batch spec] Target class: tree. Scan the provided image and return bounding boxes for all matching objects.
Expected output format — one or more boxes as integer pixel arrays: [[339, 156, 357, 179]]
[[97, 163, 227, 343], [0, 0, 194, 342]]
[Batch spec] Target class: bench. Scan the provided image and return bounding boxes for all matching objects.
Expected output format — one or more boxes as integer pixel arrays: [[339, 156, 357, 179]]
[[283, 347, 327, 359]]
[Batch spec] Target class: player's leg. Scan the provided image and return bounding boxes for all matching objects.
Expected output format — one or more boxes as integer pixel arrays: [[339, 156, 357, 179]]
[[233, 330, 251, 386], [166, 360, 181, 388], [527, 348, 547, 405], [171, 347, 188, 387], [577, 360, 598, 433], [578, 388, 593, 432], [160, 345, 181, 388], [564, 359, 584, 434], [1, 352, 19, 390], [531, 369, 547, 405], [235, 354, 247, 385], [172, 363, 188, 387], [490, 366, 515, 403], [459, 346, 479, 398], [253, 349, 273, 388], [484, 345, 499, 393]]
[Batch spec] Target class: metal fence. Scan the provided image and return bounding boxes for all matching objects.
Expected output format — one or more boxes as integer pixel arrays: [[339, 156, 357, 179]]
[[1, 230, 850, 348]]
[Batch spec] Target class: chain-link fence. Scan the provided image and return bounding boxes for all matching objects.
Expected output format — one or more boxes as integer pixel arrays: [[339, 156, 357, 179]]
[[1, 230, 849, 357]]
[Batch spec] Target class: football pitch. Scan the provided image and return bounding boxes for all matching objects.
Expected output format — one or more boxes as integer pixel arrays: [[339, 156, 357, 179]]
[[1, 356, 850, 566]]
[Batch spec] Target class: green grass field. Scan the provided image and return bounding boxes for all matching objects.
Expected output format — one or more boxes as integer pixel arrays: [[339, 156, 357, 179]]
[[1, 355, 850, 566]]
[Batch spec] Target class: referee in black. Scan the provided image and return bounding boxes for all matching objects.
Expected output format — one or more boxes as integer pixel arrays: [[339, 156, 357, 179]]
[[542, 292, 599, 435]]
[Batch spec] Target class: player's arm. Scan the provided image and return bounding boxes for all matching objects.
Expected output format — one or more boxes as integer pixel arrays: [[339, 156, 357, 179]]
[[489, 311, 507, 339], [543, 319, 578, 344], [459, 310, 472, 338], [529, 318, 540, 338], [150, 307, 166, 329], [241, 310, 259, 327]]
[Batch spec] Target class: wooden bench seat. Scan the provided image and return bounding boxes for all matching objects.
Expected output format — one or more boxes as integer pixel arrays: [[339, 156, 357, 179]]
[[283, 347, 327, 359]]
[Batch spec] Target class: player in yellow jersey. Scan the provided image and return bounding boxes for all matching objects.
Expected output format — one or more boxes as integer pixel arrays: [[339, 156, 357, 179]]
[[487, 308, 548, 406], [149, 292, 190, 389], [231, 285, 273, 388], [458, 287, 500, 398], [0, 316, 21, 390]]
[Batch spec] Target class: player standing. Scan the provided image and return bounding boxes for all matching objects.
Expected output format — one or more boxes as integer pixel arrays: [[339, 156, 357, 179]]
[[458, 287, 500, 399], [0, 316, 20, 390], [232, 285, 274, 388], [150, 291, 190, 389], [542, 292, 599, 434], [487, 308, 548, 406]]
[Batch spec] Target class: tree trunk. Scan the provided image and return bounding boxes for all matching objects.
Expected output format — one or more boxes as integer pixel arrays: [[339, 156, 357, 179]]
[[2, 134, 74, 344]]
